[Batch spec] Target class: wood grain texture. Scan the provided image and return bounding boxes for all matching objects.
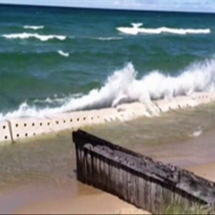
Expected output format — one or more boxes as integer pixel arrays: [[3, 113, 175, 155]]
[[73, 130, 215, 214]]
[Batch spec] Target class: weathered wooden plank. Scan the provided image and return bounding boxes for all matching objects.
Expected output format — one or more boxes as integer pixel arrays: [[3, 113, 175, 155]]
[[145, 177, 151, 212], [119, 166, 127, 200], [154, 182, 162, 214], [150, 180, 157, 213], [73, 130, 215, 214], [138, 175, 146, 209], [132, 173, 139, 207], [105, 157, 111, 193], [85, 146, 92, 185]]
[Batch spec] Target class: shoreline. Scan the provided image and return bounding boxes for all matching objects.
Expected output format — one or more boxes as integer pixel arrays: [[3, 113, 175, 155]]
[[1, 102, 215, 213], [0, 91, 215, 144], [14, 186, 150, 214], [12, 161, 215, 215]]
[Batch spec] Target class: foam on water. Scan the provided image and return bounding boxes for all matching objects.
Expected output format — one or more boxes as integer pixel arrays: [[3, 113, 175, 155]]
[[33, 97, 67, 105], [190, 126, 203, 137], [32, 93, 83, 105], [117, 23, 211, 35], [193, 129, 203, 137], [131, 23, 144, 28], [2, 33, 67, 41], [94, 37, 123, 41], [58, 50, 69, 57], [1, 58, 215, 121], [23, 25, 44, 30]]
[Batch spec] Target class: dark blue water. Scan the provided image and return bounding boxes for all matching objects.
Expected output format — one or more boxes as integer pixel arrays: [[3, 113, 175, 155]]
[[0, 5, 215, 119]]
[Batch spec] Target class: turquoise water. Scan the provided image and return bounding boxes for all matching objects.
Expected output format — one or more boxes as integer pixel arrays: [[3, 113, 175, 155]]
[[0, 5, 215, 119]]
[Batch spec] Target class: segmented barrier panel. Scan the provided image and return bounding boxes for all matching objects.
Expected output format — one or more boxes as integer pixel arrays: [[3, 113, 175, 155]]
[[9, 118, 53, 141], [2, 92, 215, 143], [0, 121, 12, 143], [73, 130, 215, 214]]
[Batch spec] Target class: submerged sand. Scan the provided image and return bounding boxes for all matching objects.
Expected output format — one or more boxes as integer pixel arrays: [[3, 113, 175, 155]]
[[1, 103, 215, 214], [15, 189, 149, 214], [13, 161, 215, 215], [188, 162, 215, 182]]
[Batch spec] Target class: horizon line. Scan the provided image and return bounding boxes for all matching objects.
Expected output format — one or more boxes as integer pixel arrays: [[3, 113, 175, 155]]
[[0, 3, 215, 15]]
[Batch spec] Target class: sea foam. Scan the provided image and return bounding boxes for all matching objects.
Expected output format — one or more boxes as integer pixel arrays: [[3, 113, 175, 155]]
[[23, 25, 44, 30], [93, 37, 123, 41], [1, 58, 215, 121], [117, 23, 211, 35], [2, 33, 67, 41], [193, 128, 203, 137], [58, 50, 69, 57]]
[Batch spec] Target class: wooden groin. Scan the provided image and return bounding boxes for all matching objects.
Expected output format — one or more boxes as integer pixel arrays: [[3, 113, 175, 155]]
[[73, 130, 215, 214]]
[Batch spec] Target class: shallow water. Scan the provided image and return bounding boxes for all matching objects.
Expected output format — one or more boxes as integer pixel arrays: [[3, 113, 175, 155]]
[[1, 103, 215, 213], [0, 103, 215, 187], [86, 103, 215, 146]]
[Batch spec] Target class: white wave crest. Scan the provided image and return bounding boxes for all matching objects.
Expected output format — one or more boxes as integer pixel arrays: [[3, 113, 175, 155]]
[[33, 93, 82, 105], [95, 37, 123, 41], [131, 23, 143, 28], [2, 33, 67, 41], [23, 25, 44, 30], [1, 58, 215, 120], [33, 97, 66, 105], [58, 50, 69, 57], [117, 23, 211, 35]]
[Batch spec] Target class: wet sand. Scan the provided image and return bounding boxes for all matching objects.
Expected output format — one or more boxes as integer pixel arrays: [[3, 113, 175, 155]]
[[15, 187, 149, 214], [1, 103, 215, 214], [12, 161, 215, 214], [188, 162, 215, 182]]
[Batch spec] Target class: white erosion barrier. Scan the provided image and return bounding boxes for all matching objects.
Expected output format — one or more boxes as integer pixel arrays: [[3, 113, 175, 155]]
[[1, 92, 215, 144]]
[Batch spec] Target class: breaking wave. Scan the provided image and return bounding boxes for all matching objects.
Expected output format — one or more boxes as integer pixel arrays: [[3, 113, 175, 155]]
[[1, 58, 215, 120], [33, 93, 83, 105], [2, 33, 67, 41], [117, 23, 211, 35], [23, 25, 44, 30], [58, 50, 69, 57]]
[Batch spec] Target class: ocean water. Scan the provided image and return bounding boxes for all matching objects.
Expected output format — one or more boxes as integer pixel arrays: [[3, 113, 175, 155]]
[[1, 5, 215, 120]]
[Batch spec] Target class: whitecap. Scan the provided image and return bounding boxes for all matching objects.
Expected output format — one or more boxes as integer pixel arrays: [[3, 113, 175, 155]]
[[58, 50, 69, 57], [92, 37, 123, 41], [117, 23, 211, 35], [23, 25, 44, 30], [2, 33, 66, 41]]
